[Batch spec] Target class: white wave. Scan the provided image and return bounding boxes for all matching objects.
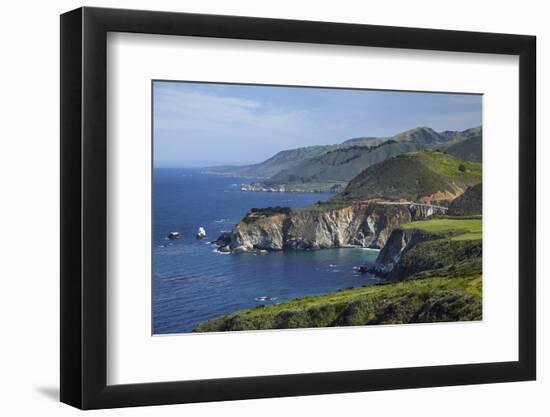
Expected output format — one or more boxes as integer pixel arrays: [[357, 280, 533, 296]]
[[212, 249, 230, 255], [255, 296, 278, 301]]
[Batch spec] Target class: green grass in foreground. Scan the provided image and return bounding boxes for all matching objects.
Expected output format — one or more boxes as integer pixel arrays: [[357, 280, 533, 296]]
[[194, 274, 482, 332], [400, 217, 482, 241]]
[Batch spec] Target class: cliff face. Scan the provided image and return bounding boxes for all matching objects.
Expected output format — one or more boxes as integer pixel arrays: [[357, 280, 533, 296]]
[[368, 223, 482, 281], [369, 229, 443, 278], [222, 203, 433, 253]]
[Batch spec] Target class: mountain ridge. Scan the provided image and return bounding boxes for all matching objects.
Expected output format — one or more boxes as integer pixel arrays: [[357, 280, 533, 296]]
[[336, 150, 482, 203], [207, 126, 482, 183]]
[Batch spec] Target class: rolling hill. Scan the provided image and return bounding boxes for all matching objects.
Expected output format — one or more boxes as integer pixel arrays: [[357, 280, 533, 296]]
[[206, 144, 339, 179], [444, 134, 482, 162], [336, 150, 482, 203], [207, 126, 482, 181], [266, 140, 427, 184], [448, 183, 483, 215]]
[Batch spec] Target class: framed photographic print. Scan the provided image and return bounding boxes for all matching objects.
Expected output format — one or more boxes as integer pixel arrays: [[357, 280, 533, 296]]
[[60, 7, 536, 409]]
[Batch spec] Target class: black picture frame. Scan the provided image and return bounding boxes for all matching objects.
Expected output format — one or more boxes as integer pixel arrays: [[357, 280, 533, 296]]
[[60, 6, 536, 410]]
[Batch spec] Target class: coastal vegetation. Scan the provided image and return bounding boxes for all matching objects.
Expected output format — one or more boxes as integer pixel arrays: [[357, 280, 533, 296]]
[[195, 126, 483, 332], [380, 217, 482, 281], [197, 219, 482, 331], [337, 151, 481, 203], [201, 208, 482, 330], [194, 275, 481, 332], [242, 206, 292, 223], [448, 183, 483, 216], [400, 217, 482, 240]]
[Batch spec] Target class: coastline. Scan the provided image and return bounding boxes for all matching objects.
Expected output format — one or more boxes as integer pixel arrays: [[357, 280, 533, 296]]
[[195, 216, 483, 332]]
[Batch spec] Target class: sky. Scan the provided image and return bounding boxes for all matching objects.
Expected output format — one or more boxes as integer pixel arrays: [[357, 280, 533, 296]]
[[153, 81, 482, 167]]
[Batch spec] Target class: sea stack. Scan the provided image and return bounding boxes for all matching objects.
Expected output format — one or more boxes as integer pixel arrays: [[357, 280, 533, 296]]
[[168, 231, 181, 240], [196, 227, 206, 239]]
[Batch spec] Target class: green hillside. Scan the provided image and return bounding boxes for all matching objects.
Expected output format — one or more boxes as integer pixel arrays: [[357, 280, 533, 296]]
[[444, 134, 482, 162], [337, 151, 482, 202], [266, 140, 427, 184], [206, 144, 339, 178], [448, 183, 483, 215], [194, 274, 481, 331], [208, 126, 482, 180], [390, 126, 442, 144], [400, 217, 482, 241], [265, 126, 481, 185]]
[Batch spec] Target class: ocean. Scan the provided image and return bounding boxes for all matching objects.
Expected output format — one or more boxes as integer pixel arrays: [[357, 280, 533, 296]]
[[153, 168, 381, 334]]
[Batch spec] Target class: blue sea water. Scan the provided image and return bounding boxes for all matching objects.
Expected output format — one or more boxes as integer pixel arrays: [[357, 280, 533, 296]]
[[153, 168, 381, 334]]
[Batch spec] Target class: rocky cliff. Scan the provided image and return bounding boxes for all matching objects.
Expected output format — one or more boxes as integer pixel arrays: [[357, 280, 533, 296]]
[[216, 203, 437, 253], [368, 229, 443, 278], [367, 218, 482, 281]]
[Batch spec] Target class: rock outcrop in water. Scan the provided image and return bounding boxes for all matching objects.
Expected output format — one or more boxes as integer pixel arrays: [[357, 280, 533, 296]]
[[216, 202, 438, 253]]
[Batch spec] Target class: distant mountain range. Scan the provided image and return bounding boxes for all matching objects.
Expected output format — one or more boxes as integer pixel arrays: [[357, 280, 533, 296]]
[[445, 134, 482, 163], [207, 126, 482, 189], [206, 144, 340, 179]]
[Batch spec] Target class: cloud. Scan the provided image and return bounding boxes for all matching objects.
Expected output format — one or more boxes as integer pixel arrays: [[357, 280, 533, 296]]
[[154, 84, 315, 146], [152, 82, 483, 164]]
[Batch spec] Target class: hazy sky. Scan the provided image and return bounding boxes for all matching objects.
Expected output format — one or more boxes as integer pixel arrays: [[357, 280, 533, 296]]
[[153, 81, 482, 167]]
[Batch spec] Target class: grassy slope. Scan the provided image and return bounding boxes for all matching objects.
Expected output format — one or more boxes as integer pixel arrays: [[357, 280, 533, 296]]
[[337, 151, 482, 202], [448, 183, 482, 216], [400, 217, 482, 241], [194, 275, 481, 332], [195, 217, 483, 332], [387, 218, 482, 282]]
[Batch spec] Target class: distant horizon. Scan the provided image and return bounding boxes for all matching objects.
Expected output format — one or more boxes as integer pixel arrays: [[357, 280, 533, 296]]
[[154, 81, 482, 166], [153, 124, 482, 169], [154, 160, 257, 169]]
